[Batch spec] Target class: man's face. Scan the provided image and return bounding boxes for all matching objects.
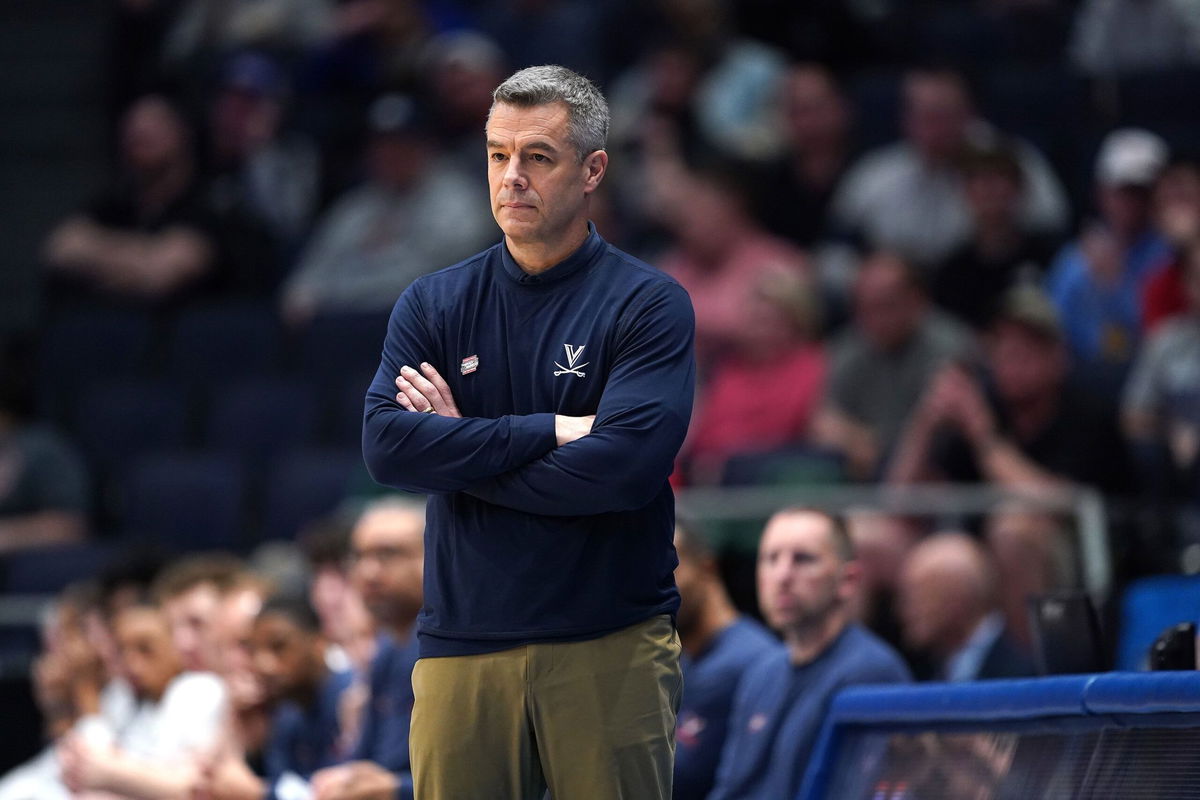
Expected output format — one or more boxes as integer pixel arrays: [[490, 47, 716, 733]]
[[988, 322, 1066, 405], [115, 607, 183, 702], [251, 613, 321, 704], [783, 68, 847, 149], [854, 258, 922, 351], [214, 589, 265, 708], [485, 101, 604, 248], [163, 583, 222, 673], [903, 75, 971, 161], [350, 508, 424, 627], [122, 97, 187, 173], [757, 512, 851, 635]]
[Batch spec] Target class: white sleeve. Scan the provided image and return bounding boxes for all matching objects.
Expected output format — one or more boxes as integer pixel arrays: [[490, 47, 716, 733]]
[[152, 672, 229, 762]]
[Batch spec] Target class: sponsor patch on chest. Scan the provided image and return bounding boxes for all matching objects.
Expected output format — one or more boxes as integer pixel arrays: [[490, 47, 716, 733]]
[[460, 354, 479, 375]]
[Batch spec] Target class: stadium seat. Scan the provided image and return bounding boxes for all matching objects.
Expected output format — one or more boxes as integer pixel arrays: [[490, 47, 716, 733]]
[[37, 309, 155, 421], [121, 452, 247, 551], [291, 311, 389, 391], [73, 378, 190, 474], [1116, 574, 1200, 671], [166, 302, 283, 389], [205, 377, 319, 464], [260, 449, 361, 542], [2, 541, 115, 594]]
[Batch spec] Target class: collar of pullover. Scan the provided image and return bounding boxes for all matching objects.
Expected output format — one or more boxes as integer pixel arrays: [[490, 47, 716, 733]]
[[499, 222, 604, 287]]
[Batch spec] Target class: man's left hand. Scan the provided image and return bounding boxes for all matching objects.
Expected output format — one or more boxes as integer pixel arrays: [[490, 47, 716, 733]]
[[395, 362, 461, 417]]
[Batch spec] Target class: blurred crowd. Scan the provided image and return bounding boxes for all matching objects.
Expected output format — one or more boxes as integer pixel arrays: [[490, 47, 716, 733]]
[[2, 0, 1200, 791]]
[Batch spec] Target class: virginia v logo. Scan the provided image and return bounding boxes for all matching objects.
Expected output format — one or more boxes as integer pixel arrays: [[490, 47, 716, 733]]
[[553, 344, 589, 378]]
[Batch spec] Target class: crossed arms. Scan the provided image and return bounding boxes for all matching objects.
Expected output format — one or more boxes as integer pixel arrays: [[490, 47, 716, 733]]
[[361, 281, 695, 516]]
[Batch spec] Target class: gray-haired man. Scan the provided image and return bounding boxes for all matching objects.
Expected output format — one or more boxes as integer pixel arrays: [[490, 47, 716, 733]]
[[362, 65, 696, 798]]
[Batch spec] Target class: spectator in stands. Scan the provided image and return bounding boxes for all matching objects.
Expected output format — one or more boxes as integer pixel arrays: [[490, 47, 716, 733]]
[[984, 503, 1077, 653], [709, 509, 910, 799], [1123, 238, 1200, 514], [200, 595, 353, 800], [898, 532, 1035, 680], [831, 67, 1068, 267], [1047, 128, 1172, 379], [844, 509, 925, 651], [153, 553, 244, 673], [161, 0, 332, 68], [0, 368, 89, 554], [212, 570, 275, 776], [1070, 0, 1200, 75], [297, 515, 369, 675], [310, 496, 425, 800], [752, 63, 854, 250], [204, 51, 320, 274], [422, 31, 508, 169], [1143, 158, 1200, 331], [58, 599, 228, 799], [888, 284, 1132, 493], [682, 269, 826, 484], [672, 520, 776, 800], [655, 164, 810, 370], [931, 140, 1061, 330], [812, 252, 971, 480], [280, 93, 494, 325], [42, 94, 222, 307]]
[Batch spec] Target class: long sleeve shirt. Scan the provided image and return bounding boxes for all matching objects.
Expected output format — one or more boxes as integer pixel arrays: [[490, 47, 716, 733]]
[[362, 225, 696, 657]]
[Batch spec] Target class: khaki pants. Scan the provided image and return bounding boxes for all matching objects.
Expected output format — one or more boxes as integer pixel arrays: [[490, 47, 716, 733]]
[[410, 615, 683, 800]]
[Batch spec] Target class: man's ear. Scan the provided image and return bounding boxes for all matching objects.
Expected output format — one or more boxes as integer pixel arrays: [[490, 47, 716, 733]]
[[583, 150, 608, 193]]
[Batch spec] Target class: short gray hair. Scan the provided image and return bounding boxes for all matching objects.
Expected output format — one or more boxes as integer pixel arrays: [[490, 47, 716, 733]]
[[490, 64, 609, 160]]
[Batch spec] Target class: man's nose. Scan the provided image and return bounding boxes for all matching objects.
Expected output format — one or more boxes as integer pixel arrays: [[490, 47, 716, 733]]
[[502, 158, 528, 190]]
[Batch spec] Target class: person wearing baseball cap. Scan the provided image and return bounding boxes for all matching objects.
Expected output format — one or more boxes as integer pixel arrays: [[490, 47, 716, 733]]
[[1045, 128, 1173, 382]]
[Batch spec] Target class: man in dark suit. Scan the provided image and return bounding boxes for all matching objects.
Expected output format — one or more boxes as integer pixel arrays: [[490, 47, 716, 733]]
[[898, 532, 1035, 681]]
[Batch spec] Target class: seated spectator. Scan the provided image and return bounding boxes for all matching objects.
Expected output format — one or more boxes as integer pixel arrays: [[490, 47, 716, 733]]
[[280, 94, 494, 325], [984, 503, 1077, 653], [310, 497, 425, 800], [888, 285, 1132, 493], [58, 600, 228, 799], [1123, 238, 1200, 510], [421, 31, 508, 169], [752, 63, 854, 250], [844, 509, 925, 652], [204, 52, 321, 278], [898, 532, 1035, 681], [42, 95, 223, 308], [1047, 128, 1172, 379], [0, 369, 88, 554], [201, 595, 353, 800], [211, 569, 275, 776], [1070, 0, 1200, 75], [1143, 158, 1200, 331], [672, 521, 776, 800], [297, 515, 363, 674], [152, 553, 246, 673], [655, 164, 810, 370], [708, 509, 910, 799], [682, 269, 826, 484], [162, 0, 332, 68], [831, 67, 1068, 268], [931, 140, 1061, 330], [812, 252, 971, 479]]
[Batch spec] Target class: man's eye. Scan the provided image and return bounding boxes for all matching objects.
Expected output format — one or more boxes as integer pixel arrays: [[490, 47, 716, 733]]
[[531, 154, 548, 163], [490, 152, 506, 162]]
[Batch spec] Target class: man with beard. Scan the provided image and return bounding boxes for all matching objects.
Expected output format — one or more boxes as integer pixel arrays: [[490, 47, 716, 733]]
[[708, 508, 910, 800]]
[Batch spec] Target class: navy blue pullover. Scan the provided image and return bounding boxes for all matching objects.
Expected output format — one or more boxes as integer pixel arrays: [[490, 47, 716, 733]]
[[362, 225, 695, 657]]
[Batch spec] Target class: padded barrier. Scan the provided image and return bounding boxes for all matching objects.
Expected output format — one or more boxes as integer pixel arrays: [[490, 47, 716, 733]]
[[803, 672, 1200, 799]]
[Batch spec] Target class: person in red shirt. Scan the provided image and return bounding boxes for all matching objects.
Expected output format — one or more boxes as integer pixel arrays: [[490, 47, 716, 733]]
[[1143, 158, 1200, 331]]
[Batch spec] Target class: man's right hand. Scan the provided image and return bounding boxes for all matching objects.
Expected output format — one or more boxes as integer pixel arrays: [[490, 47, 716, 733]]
[[555, 415, 595, 447]]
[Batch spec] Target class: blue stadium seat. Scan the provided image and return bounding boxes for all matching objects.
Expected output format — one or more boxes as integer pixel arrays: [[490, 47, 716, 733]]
[[2, 541, 115, 594], [205, 378, 319, 464], [1116, 575, 1200, 671], [37, 309, 154, 421], [260, 449, 360, 542], [121, 452, 247, 551], [166, 302, 283, 389], [73, 378, 190, 474], [292, 311, 389, 391]]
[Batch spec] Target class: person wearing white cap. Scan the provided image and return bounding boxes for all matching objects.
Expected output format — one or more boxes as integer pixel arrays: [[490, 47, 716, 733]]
[[1045, 128, 1173, 381]]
